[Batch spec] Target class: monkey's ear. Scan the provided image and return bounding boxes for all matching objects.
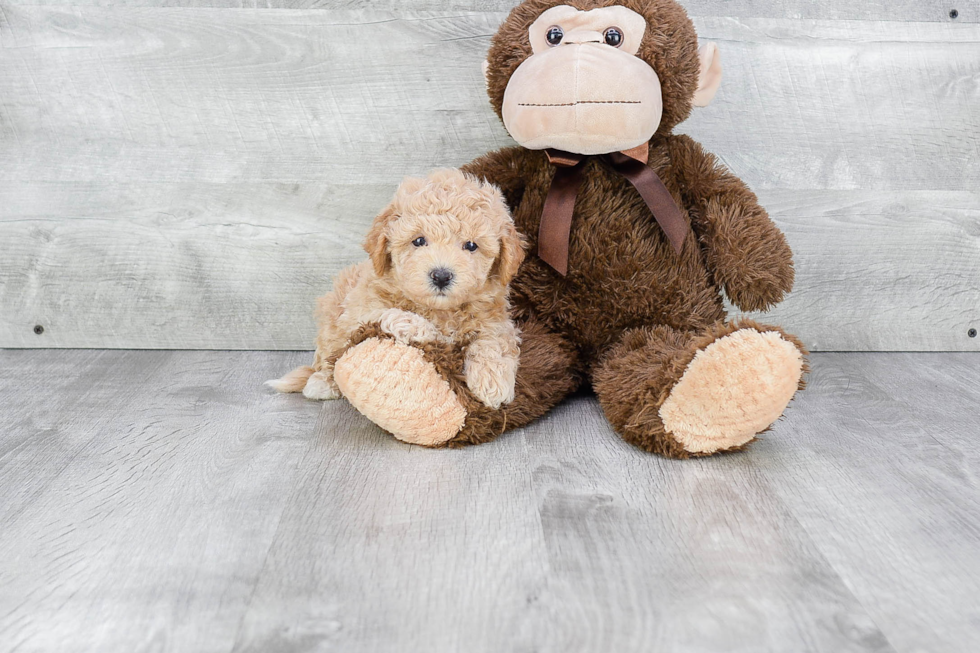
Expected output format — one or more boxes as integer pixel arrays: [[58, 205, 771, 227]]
[[364, 205, 395, 277], [482, 59, 490, 89], [693, 42, 722, 107]]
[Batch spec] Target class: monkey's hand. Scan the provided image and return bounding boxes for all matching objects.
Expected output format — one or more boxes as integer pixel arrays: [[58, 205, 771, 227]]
[[702, 198, 795, 313], [464, 338, 518, 410], [378, 308, 441, 345]]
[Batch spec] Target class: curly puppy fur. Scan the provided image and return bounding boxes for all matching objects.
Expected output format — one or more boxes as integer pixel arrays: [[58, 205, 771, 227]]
[[268, 168, 527, 410]]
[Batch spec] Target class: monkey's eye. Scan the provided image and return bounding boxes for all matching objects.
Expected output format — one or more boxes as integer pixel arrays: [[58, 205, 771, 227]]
[[463, 241, 479, 252], [604, 27, 623, 47], [546, 25, 564, 46], [412, 236, 427, 247]]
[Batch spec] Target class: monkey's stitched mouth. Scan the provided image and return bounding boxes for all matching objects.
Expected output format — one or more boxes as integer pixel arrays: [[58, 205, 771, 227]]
[[518, 100, 641, 107]]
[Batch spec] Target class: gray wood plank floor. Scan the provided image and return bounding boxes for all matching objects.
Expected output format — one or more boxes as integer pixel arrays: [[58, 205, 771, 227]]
[[1, 350, 978, 652]]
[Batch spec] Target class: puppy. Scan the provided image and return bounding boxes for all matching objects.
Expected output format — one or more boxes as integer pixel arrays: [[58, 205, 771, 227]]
[[267, 168, 527, 410]]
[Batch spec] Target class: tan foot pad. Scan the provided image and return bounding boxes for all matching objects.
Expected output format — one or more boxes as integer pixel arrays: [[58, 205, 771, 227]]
[[334, 338, 466, 447], [660, 329, 804, 454]]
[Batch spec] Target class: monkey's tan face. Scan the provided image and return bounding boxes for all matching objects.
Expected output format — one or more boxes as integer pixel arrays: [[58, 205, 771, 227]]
[[501, 5, 663, 155]]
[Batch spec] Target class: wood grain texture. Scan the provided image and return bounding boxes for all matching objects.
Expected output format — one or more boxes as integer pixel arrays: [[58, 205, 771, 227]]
[[515, 399, 895, 652], [737, 190, 980, 351], [3, 185, 976, 350], [0, 7, 978, 350], [685, 18, 980, 192], [232, 398, 551, 653], [0, 182, 376, 349], [756, 353, 980, 652], [3, 0, 975, 23], [2, 10, 975, 189], [2, 350, 979, 651], [0, 349, 319, 652]]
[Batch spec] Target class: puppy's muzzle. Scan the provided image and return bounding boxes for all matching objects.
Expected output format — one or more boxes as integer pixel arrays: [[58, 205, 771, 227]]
[[429, 267, 454, 291]]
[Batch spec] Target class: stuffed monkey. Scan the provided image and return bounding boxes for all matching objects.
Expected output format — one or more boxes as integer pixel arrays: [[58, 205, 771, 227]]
[[332, 0, 807, 457]]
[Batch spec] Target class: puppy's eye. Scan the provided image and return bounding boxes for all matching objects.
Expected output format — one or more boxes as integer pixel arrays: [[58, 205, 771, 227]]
[[603, 27, 623, 47], [463, 241, 479, 252], [412, 236, 427, 247]]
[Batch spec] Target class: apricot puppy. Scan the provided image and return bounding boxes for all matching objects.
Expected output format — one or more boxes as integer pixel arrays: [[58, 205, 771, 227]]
[[268, 168, 527, 410]]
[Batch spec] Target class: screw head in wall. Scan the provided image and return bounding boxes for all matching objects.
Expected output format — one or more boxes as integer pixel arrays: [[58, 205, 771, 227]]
[[970, 328, 978, 338], [950, 9, 959, 19], [34, 325, 45, 335]]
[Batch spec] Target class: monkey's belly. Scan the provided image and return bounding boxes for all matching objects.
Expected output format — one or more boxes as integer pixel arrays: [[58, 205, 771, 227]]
[[512, 165, 725, 353], [513, 248, 726, 357]]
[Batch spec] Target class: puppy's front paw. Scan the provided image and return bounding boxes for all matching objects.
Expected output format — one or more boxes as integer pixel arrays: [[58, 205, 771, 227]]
[[464, 356, 517, 410], [303, 371, 340, 401], [379, 308, 440, 345]]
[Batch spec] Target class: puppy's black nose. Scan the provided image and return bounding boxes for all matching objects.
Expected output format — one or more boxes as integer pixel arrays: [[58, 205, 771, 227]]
[[429, 268, 454, 290]]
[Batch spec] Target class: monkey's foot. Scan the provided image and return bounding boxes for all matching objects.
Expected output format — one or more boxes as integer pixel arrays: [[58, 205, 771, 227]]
[[333, 337, 466, 447], [659, 327, 805, 454]]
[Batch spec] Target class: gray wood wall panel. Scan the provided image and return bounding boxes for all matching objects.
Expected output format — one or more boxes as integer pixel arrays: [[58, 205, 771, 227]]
[[4, 1, 976, 23], [1, 5, 977, 350]]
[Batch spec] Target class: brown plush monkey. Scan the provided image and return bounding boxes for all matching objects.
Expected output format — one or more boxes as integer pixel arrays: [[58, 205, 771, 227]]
[[332, 0, 808, 457]]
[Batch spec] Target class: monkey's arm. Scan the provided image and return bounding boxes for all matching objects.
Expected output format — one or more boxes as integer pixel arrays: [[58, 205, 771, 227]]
[[461, 147, 529, 213], [669, 134, 794, 312]]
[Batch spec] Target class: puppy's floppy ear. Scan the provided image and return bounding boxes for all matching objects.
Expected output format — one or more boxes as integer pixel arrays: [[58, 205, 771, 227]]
[[363, 205, 396, 277], [492, 218, 527, 286]]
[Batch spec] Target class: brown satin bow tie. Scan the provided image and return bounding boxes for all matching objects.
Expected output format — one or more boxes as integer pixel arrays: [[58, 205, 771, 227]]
[[538, 145, 690, 276]]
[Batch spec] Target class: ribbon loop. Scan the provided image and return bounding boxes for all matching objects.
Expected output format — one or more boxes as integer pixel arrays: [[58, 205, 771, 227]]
[[538, 148, 690, 276]]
